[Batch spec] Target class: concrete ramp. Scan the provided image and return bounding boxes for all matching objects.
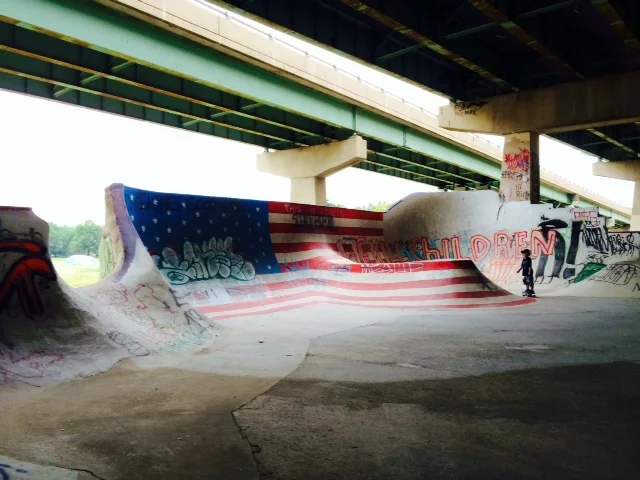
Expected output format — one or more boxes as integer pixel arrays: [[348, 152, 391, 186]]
[[558, 260, 640, 298], [1, 185, 534, 388], [120, 185, 533, 321], [0, 192, 217, 387]]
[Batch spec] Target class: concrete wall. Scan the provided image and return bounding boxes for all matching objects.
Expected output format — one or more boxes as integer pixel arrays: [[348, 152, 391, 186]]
[[383, 191, 640, 287]]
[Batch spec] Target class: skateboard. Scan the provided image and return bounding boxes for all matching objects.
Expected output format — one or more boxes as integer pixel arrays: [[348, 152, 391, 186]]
[[522, 291, 537, 298]]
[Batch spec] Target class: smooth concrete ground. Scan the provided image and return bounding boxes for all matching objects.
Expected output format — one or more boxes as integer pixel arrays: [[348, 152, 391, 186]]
[[0, 297, 638, 479]]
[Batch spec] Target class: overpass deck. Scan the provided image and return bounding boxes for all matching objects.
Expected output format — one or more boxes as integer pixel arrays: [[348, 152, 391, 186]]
[[0, 0, 631, 223]]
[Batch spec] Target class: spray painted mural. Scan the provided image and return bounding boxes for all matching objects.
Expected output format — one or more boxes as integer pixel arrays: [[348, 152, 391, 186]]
[[154, 237, 256, 285], [0, 215, 56, 319], [500, 133, 532, 203], [124, 188, 281, 287], [122, 186, 637, 291], [380, 194, 639, 287]]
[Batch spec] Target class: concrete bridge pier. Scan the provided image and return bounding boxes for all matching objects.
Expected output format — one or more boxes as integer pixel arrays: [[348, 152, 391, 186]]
[[257, 135, 367, 206], [500, 132, 540, 204], [593, 159, 640, 229]]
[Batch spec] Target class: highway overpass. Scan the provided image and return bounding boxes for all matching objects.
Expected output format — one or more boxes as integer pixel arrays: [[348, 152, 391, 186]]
[[0, 0, 631, 223]]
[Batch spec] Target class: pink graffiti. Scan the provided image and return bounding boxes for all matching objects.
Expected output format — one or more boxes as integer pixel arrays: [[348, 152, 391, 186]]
[[504, 148, 531, 173]]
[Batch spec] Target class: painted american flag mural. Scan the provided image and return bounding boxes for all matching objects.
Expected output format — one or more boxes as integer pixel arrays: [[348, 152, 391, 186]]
[[123, 186, 533, 321]]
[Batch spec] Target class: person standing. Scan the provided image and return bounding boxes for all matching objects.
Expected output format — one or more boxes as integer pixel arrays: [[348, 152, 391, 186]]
[[517, 249, 536, 297]]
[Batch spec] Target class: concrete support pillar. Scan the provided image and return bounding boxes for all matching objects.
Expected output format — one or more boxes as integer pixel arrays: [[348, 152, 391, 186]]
[[256, 135, 367, 206], [633, 181, 640, 230], [290, 177, 327, 206], [499, 132, 540, 203]]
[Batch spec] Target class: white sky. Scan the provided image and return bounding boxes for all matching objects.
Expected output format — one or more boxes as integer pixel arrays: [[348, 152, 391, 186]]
[[0, 2, 634, 225]]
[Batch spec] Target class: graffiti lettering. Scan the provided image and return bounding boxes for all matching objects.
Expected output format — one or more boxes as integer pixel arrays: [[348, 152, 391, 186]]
[[361, 262, 424, 274], [453, 100, 488, 116], [591, 264, 637, 285], [504, 149, 531, 173], [282, 203, 362, 220], [336, 236, 468, 264], [107, 331, 149, 356], [582, 227, 609, 253], [280, 259, 311, 273], [153, 236, 255, 285], [292, 214, 334, 228], [0, 463, 30, 479], [609, 234, 639, 256], [184, 309, 209, 335], [0, 345, 65, 385], [470, 235, 491, 262], [571, 207, 600, 227], [494, 232, 511, 259]]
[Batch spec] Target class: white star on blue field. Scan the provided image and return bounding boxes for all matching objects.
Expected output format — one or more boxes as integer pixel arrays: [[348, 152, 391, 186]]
[[124, 186, 281, 275]]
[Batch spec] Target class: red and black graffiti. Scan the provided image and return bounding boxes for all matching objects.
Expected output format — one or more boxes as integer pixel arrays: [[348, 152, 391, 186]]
[[0, 240, 56, 318]]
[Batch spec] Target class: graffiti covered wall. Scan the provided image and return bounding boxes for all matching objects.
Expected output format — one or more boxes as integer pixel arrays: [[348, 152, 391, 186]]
[[383, 191, 640, 287]]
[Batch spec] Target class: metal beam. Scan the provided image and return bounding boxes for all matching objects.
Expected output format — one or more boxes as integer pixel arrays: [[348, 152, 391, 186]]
[[464, 0, 640, 159], [442, 1, 580, 42], [518, 0, 580, 19], [0, 65, 297, 144], [0, 45, 326, 143], [53, 59, 134, 98], [467, 0, 582, 80], [590, 0, 640, 53], [339, 0, 514, 92], [364, 157, 447, 185], [0, 0, 512, 181], [587, 129, 640, 158]]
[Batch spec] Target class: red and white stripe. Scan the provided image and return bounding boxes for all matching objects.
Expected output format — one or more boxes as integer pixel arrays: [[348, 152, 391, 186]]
[[268, 203, 384, 265], [197, 260, 534, 321], [191, 203, 535, 322]]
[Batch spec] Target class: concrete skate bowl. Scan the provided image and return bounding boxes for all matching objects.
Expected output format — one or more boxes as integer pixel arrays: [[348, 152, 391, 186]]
[[0, 186, 533, 387]]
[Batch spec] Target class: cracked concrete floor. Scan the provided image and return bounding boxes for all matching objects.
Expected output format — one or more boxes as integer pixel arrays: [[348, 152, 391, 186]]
[[1, 297, 639, 479]]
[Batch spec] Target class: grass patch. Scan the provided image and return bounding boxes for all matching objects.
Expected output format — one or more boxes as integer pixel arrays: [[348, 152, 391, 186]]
[[52, 258, 101, 288]]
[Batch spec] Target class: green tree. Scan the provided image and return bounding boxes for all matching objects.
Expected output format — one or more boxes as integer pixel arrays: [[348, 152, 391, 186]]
[[355, 201, 394, 212], [327, 201, 346, 208], [48, 223, 75, 257], [69, 220, 103, 257]]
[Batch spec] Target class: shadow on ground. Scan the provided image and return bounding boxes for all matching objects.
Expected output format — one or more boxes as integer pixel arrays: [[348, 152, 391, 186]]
[[236, 362, 640, 480]]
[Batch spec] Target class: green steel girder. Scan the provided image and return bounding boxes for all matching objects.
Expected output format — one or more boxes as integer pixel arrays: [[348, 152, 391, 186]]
[[0, 0, 598, 211]]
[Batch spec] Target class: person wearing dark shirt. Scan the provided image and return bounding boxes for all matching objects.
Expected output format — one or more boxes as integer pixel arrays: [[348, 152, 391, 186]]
[[517, 249, 535, 297]]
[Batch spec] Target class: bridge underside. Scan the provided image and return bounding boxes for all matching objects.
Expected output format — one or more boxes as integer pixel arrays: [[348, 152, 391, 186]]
[[0, 18, 502, 195], [0, 0, 622, 219], [209, 0, 640, 164]]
